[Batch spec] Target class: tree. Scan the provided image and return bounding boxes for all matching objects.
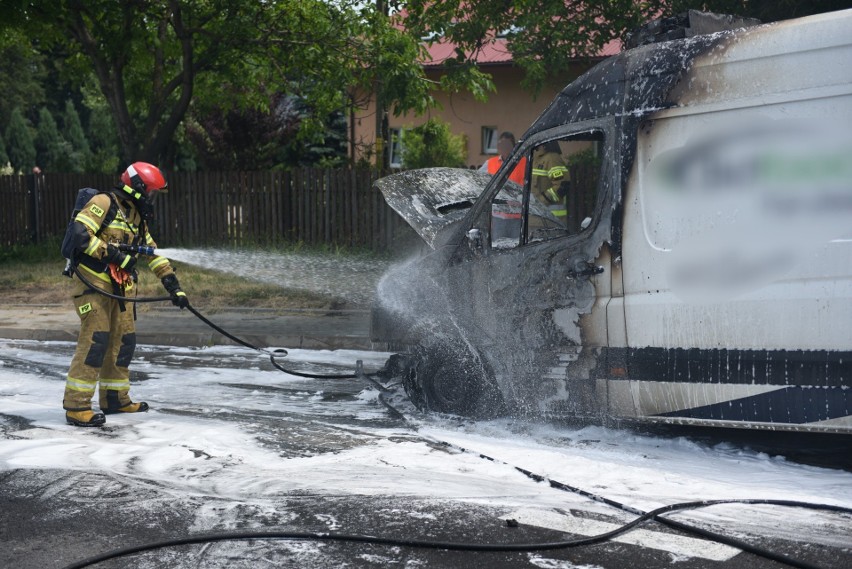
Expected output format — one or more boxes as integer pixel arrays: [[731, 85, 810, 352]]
[[5, 107, 36, 173], [79, 74, 121, 174], [401, 118, 467, 169], [0, 29, 46, 130], [35, 108, 66, 171], [7, 0, 437, 168], [0, 132, 9, 169], [276, 96, 348, 168], [62, 99, 91, 172]]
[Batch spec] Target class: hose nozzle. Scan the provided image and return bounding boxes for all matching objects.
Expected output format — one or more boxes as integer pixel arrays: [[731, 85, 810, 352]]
[[118, 244, 156, 256]]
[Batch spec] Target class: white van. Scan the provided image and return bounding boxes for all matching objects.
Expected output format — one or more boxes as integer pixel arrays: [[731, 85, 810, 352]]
[[371, 10, 852, 435]]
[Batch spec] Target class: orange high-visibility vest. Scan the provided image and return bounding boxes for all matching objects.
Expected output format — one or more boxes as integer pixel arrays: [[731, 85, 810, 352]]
[[487, 156, 527, 186]]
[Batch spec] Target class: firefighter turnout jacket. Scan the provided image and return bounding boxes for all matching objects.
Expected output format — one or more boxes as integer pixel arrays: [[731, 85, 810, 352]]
[[531, 151, 569, 221], [70, 191, 175, 290]]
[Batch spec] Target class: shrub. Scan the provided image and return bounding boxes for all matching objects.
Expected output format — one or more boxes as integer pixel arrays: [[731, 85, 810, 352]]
[[401, 118, 466, 169]]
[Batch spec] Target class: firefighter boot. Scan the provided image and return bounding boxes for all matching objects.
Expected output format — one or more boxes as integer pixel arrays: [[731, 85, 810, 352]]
[[66, 409, 106, 427], [102, 401, 149, 415], [101, 389, 149, 414]]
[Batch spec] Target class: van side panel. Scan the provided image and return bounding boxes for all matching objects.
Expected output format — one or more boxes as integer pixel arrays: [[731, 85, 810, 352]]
[[618, 12, 852, 433]]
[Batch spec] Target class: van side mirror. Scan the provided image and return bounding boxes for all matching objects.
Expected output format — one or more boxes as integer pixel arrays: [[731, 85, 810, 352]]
[[466, 228, 483, 252]]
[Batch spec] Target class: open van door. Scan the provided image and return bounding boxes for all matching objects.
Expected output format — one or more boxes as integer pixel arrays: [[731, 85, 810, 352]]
[[420, 120, 623, 417]]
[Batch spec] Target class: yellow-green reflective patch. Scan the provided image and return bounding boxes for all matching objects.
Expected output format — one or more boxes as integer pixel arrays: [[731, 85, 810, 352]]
[[79, 303, 92, 315], [89, 204, 105, 217]]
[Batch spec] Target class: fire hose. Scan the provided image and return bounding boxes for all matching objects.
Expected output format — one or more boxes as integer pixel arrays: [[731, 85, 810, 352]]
[[69, 245, 379, 383]]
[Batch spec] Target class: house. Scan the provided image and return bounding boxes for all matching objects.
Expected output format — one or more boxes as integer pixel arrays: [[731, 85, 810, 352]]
[[350, 36, 620, 169]]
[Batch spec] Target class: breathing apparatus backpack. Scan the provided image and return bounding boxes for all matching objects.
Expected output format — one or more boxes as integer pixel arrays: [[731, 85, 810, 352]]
[[60, 187, 118, 277]]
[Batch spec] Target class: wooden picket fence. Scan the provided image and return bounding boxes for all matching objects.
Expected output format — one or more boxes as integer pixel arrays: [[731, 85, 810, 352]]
[[0, 168, 414, 251], [0, 164, 601, 252]]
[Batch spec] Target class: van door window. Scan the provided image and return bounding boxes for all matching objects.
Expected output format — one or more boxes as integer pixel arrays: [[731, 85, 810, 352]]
[[489, 131, 604, 249]]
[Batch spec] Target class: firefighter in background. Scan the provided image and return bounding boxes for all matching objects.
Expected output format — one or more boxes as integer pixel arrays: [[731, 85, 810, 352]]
[[63, 162, 188, 427], [531, 140, 569, 223], [479, 131, 527, 186]]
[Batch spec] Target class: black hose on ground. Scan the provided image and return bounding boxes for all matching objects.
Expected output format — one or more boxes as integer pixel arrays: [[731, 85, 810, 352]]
[[71, 265, 372, 381], [60, 498, 852, 569], [185, 301, 385, 386], [420, 437, 849, 569]]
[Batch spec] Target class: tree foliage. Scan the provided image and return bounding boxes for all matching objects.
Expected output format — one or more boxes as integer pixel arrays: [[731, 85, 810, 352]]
[[62, 99, 91, 171], [35, 107, 67, 171], [4, 0, 845, 172], [5, 108, 36, 173], [6, 0, 435, 168], [0, 29, 46, 130], [0, 132, 9, 168], [401, 118, 467, 169]]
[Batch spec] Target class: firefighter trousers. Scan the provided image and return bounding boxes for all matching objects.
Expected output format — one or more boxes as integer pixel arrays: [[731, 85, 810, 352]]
[[63, 284, 137, 412]]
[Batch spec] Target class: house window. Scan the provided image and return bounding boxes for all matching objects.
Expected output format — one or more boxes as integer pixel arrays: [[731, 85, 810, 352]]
[[389, 127, 404, 168], [482, 126, 498, 155]]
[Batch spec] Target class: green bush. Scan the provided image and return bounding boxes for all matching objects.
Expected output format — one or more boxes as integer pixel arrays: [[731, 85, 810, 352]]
[[401, 118, 467, 169]]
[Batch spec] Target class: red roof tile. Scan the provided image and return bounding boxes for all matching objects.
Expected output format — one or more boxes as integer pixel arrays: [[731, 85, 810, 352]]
[[422, 36, 621, 67]]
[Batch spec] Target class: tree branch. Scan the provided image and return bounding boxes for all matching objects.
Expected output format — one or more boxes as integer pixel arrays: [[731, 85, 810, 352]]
[[143, 0, 194, 161]]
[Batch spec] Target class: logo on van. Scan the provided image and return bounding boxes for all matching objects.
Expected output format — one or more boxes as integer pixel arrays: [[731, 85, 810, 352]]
[[642, 119, 852, 301]]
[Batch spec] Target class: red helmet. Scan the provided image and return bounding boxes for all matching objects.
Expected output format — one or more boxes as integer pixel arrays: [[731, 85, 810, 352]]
[[120, 162, 168, 198]]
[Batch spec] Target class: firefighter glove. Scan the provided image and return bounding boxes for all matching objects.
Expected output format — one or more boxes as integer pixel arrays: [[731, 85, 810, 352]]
[[105, 244, 136, 272], [161, 274, 189, 309]]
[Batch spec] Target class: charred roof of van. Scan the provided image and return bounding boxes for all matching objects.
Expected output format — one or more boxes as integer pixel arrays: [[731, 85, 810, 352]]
[[625, 10, 761, 49], [522, 11, 761, 140]]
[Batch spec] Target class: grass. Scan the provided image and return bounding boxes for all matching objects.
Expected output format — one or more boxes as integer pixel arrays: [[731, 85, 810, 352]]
[[0, 238, 349, 311]]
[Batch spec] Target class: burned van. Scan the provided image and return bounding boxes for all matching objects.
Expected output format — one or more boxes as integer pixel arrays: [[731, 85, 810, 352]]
[[371, 10, 852, 434]]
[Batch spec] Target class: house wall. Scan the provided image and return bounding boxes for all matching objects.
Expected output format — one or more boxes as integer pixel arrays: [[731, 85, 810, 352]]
[[350, 62, 594, 168]]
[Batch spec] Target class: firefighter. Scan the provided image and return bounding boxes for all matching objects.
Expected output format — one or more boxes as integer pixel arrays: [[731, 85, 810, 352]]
[[531, 141, 569, 223], [63, 162, 188, 427]]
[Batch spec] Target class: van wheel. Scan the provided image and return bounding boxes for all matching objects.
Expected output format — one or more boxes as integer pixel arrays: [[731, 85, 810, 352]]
[[410, 340, 503, 418]]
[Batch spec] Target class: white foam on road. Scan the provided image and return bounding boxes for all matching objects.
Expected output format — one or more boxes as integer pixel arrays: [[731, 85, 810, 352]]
[[1, 339, 851, 559]]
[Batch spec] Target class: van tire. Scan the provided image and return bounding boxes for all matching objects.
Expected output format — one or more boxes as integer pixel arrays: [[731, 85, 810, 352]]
[[410, 340, 503, 418]]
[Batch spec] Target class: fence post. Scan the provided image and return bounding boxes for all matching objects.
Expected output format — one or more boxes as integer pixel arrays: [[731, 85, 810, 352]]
[[26, 173, 40, 244], [324, 169, 331, 244]]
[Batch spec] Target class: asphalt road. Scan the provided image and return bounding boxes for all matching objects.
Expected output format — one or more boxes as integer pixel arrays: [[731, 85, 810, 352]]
[[1, 340, 850, 569]]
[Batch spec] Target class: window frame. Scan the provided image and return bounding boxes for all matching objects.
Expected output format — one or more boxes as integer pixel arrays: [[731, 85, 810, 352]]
[[481, 126, 499, 155], [476, 122, 612, 253], [389, 127, 404, 169]]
